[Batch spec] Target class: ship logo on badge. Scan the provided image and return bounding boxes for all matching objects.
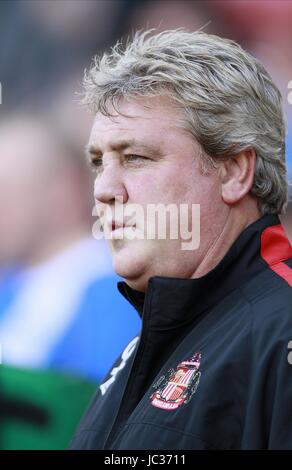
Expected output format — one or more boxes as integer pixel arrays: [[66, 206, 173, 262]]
[[150, 352, 202, 410]]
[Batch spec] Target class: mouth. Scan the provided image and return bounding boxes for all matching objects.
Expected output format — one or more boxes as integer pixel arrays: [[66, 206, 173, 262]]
[[111, 221, 126, 232], [109, 221, 129, 239], [107, 220, 137, 240]]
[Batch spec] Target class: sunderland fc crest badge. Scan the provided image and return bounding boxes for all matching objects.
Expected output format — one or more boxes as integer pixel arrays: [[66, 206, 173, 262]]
[[150, 352, 201, 410]]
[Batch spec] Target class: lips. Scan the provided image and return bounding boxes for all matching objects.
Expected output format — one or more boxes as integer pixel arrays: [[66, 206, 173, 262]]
[[106, 220, 138, 241], [111, 221, 126, 232]]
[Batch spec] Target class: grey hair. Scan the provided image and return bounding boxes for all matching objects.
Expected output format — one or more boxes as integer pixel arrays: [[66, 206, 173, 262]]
[[83, 29, 287, 215]]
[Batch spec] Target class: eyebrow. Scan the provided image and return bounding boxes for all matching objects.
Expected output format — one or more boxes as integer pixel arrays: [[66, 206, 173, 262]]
[[85, 139, 162, 160]]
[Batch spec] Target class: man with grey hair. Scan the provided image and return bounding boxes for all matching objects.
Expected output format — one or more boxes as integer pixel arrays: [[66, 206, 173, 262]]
[[70, 30, 292, 450]]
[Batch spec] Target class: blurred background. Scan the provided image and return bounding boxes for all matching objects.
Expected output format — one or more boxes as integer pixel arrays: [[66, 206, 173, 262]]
[[0, 0, 291, 449]]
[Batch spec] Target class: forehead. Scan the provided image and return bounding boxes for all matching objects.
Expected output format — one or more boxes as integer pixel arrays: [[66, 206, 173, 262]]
[[88, 96, 187, 150]]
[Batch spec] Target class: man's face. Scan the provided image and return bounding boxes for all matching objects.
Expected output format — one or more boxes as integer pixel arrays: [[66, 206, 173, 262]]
[[88, 96, 228, 291]]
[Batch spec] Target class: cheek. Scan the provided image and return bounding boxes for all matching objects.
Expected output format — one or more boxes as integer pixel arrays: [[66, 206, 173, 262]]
[[186, 171, 222, 206], [126, 167, 222, 208], [126, 175, 161, 204], [126, 168, 187, 205]]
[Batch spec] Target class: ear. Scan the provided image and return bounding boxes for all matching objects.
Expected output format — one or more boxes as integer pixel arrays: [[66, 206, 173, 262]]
[[220, 148, 256, 205]]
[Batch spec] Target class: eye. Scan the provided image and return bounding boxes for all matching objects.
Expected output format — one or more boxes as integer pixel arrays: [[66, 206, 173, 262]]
[[124, 154, 148, 163], [89, 156, 103, 172]]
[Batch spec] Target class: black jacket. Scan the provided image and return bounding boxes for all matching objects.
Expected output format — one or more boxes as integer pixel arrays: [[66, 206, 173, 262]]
[[70, 215, 292, 450]]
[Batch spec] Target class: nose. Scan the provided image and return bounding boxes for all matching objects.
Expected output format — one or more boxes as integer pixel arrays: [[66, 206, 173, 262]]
[[94, 165, 128, 205]]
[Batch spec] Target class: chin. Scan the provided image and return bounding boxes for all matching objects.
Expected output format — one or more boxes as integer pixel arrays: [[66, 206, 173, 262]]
[[123, 276, 148, 293], [112, 254, 149, 292], [113, 260, 143, 282]]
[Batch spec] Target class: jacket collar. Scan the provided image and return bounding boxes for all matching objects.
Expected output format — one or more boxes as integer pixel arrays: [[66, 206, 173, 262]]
[[118, 215, 287, 328]]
